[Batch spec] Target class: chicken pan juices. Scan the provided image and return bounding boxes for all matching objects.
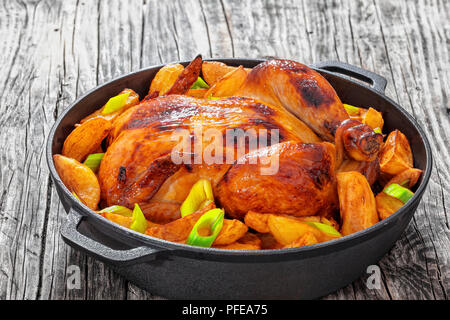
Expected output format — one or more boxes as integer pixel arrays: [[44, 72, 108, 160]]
[[53, 55, 422, 250]]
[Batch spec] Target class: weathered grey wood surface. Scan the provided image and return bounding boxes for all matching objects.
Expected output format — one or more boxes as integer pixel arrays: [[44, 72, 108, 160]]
[[0, 0, 448, 300]]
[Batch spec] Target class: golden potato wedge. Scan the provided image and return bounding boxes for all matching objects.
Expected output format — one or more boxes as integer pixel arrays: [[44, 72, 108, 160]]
[[337, 171, 379, 236], [80, 88, 140, 124], [202, 61, 251, 86], [385, 168, 422, 189], [379, 130, 413, 175], [100, 212, 132, 228], [145, 202, 215, 242], [214, 232, 261, 250], [337, 158, 380, 185], [376, 192, 404, 220], [149, 63, 185, 96], [166, 55, 203, 95], [214, 242, 260, 250], [237, 232, 261, 246], [214, 219, 248, 245], [267, 215, 337, 246], [53, 155, 100, 210], [62, 118, 112, 162], [203, 66, 247, 98], [186, 88, 208, 98], [258, 233, 284, 249], [244, 211, 270, 233], [362, 107, 384, 131], [284, 232, 319, 248]]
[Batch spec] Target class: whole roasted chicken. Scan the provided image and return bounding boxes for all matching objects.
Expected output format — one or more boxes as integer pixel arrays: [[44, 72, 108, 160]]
[[97, 58, 382, 223]]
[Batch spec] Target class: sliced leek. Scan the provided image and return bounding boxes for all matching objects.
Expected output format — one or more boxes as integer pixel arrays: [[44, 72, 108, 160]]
[[83, 153, 104, 172], [180, 179, 214, 217], [102, 92, 131, 115], [343, 103, 360, 116], [304, 221, 342, 237], [190, 77, 209, 89], [186, 208, 225, 248], [383, 183, 414, 204], [130, 203, 148, 233]]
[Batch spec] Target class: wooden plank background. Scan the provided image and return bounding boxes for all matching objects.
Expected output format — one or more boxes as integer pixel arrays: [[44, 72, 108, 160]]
[[0, 0, 448, 300]]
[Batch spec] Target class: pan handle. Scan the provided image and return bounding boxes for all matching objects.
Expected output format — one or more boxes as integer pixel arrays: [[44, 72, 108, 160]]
[[61, 208, 164, 266], [311, 61, 387, 95]]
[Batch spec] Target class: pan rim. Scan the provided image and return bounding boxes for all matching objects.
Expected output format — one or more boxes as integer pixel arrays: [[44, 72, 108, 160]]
[[46, 57, 433, 259]]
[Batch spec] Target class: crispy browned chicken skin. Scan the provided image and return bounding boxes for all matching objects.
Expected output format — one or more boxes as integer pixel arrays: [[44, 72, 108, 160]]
[[99, 95, 322, 221], [98, 59, 382, 223]]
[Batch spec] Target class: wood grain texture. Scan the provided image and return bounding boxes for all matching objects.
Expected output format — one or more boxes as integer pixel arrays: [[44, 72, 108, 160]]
[[0, 0, 448, 300]]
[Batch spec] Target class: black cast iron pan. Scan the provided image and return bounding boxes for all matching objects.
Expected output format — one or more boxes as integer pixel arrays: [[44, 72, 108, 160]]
[[46, 58, 432, 299]]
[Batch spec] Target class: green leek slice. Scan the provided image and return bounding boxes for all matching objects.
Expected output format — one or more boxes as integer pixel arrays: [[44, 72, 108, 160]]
[[102, 92, 131, 115], [186, 208, 225, 248], [130, 204, 148, 233], [383, 183, 414, 204], [343, 103, 360, 116], [98, 205, 132, 217], [304, 221, 342, 237], [190, 77, 209, 89], [83, 153, 104, 172], [180, 179, 214, 217], [374, 127, 382, 134]]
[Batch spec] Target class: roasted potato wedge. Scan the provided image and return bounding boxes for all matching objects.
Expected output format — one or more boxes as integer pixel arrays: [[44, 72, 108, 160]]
[[145, 202, 247, 245], [100, 212, 132, 228], [376, 192, 404, 220], [379, 130, 413, 175], [362, 107, 384, 131], [80, 89, 140, 124], [53, 155, 101, 210], [213, 242, 260, 250], [244, 211, 270, 233], [213, 219, 248, 245], [62, 118, 112, 162], [244, 211, 339, 237], [166, 55, 203, 95], [283, 232, 318, 248], [214, 232, 261, 250], [145, 203, 214, 242], [202, 61, 251, 86], [337, 171, 379, 236], [385, 168, 422, 189], [186, 88, 208, 98], [149, 63, 185, 96], [204, 66, 247, 98], [258, 233, 284, 249], [267, 215, 338, 246]]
